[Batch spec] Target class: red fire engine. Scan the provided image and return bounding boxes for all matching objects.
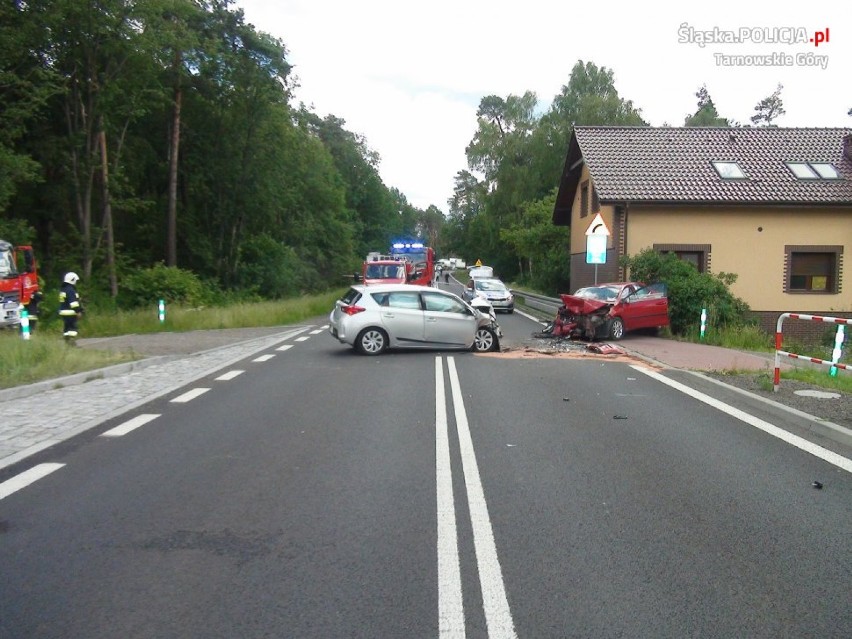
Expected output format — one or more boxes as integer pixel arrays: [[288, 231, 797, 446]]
[[0, 240, 40, 329]]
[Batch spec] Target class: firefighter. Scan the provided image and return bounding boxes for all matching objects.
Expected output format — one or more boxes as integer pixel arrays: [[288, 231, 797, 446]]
[[25, 290, 44, 332], [59, 272, 83, 343]]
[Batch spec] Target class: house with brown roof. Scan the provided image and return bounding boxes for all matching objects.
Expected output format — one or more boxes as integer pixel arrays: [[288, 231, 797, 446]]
[[552, 126, 852, 339]]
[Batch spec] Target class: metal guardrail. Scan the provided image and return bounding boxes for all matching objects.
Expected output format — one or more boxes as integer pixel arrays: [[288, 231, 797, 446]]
[[509, 289, 561, 316]]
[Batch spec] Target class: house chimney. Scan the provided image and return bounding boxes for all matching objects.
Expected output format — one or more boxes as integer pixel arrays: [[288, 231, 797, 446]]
[[844, 134, 852, 161]]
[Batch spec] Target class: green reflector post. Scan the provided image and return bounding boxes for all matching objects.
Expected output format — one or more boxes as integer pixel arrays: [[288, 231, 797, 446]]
[[158, 299, 165, 323]]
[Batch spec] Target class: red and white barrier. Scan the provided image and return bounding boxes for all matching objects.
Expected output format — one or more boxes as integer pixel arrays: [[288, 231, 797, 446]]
[[774, 313, 851, 392]]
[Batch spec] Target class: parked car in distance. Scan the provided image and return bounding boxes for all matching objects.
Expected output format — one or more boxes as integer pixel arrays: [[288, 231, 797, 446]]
[[463, 276, 514, 313], [329, 284, 501, 355], [561, 281, 669, 340]]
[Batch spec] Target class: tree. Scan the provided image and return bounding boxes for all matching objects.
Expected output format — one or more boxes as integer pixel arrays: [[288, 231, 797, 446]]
[[750, 84, 785, 126], [684, 85, 730, 126]]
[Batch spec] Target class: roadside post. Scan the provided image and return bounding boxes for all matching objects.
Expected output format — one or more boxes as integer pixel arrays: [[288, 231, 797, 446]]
[[830, 325, 845, 377], [700, 308, 707, 339], [585, 213, 610, 286], [20, 308, 30, 340], [158, 299, 165, 323]]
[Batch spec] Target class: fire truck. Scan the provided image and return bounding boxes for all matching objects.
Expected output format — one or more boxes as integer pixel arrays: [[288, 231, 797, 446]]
[[0, 240, 40, 329], [361, 252, 409, 286], [389, 240, 434, 287]]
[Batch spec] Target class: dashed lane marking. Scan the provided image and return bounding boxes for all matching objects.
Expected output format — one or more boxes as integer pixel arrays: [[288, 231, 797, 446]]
[[216, 370, 244, 381], [276, 344, 294, 352], [101, 414, 160, 438], [170, 388, 210, 403], [253, 354, 275, 362], [0, 463, 65, 501]]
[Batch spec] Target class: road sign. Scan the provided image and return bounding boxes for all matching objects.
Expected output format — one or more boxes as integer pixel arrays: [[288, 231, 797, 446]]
[[586, 235, 607, 264], [584, 212, 611, 237]]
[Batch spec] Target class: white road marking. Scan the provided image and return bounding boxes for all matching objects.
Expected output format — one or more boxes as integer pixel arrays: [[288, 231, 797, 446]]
[[447, 357, 518, 638], [170, 388, 210, 403], [216, 370, 244, 381], [319, 324, 329, 329], [309, 329, 324, 335], [295, 336, 310, 342], [435, 357, 466, 637], [276, 344, 294, 352], [253, 354, 275, 362], [0, 463, 65, 501], [101, 414, 160, 437], [632, 366, 852, 473]]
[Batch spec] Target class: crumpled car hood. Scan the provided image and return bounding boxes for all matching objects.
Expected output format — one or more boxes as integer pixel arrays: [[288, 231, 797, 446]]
[[559, 294, 612, 316]]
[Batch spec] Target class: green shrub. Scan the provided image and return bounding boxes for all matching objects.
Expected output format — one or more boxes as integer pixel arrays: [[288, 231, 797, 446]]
[[622, 249, 749, 335], [118, 264, 205, 308]]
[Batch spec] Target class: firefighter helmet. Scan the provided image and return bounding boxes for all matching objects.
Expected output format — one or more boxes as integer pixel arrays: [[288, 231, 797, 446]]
[[64, 272, 80, 285]]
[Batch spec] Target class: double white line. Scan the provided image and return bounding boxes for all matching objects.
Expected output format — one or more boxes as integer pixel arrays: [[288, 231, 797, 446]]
[[436, 356, 517, 638]]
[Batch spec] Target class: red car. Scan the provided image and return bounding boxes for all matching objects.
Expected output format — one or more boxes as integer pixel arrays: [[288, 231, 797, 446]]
[[550, 282, 669, 340]]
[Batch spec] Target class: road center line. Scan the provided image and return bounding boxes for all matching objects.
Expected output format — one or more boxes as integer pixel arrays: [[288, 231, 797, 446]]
[[170, 388, 210, 403], [0, 463, 65, 501], [252, 354, 275, 362], [435, 357, 466, 637], [447, 357, 518, 638], [295, 336, 310, 342], [276, 344, 294, 352], [101, 413, 160, 437], [632, 365, 852, 473]]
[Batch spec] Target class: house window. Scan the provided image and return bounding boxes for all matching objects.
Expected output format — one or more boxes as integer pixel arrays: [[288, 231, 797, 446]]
[[580, 181, 589, 218], [785, 246, 842, 294], [785, 161, 841, 180], [654, 244, 710, 274], [711, 161, 747, 179]]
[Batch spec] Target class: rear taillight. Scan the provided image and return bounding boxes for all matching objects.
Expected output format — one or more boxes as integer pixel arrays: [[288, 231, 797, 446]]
[[341, 305, 366, 316]]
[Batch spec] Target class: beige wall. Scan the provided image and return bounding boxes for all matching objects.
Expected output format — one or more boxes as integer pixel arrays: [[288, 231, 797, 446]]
[[625, 204, 851, 312], [569, 165, 617, 255]]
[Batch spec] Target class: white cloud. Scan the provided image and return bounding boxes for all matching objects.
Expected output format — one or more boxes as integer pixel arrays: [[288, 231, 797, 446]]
[[238, 1, 850, 210]]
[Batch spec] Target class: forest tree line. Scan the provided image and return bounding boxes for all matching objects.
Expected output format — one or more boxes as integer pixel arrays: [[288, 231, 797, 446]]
[[2, 1, 809, 304]]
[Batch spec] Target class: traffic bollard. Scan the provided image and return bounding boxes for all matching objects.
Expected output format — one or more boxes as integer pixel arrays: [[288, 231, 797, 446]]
[[21, 308, 30, 340]]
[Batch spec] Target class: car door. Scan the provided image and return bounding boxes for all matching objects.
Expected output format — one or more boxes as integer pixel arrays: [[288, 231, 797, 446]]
[[381, 291, 426, 345], [620, 283, 669, 329], [422, 291, 476, 347]]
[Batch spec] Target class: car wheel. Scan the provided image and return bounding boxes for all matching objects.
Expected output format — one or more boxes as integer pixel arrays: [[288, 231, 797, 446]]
[[609, 317, 625, 340], [472, 327, 498, 352], [355, 328, 388, 355]]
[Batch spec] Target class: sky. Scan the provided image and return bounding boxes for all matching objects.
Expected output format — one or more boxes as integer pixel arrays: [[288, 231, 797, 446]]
[[235, 0, 849, 212]]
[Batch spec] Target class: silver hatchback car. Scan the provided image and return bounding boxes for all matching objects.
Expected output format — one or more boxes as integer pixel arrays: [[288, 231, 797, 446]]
[[328, 284, 501, 355]]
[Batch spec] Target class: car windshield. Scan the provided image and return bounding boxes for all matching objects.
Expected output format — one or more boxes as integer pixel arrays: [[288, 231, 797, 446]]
[[573, 286, 620, 302], [475, 279, 506, 292], [366, 264, 404, 279]]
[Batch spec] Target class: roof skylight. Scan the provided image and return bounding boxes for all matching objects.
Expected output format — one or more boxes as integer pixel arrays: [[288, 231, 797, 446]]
[[711, 161, 747, 179]]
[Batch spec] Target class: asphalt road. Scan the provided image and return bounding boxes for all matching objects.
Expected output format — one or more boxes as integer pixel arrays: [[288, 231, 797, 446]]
[[1, 308, 850, 637]]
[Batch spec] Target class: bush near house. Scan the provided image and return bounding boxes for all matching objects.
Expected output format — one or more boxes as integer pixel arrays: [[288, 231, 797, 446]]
[[622, 249, 750, 335]]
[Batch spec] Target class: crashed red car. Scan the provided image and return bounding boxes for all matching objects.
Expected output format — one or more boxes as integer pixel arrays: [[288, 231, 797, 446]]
[[548, 282, 669, 341]]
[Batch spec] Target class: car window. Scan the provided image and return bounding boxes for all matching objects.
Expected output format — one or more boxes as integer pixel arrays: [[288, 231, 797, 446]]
[[575, 286, 618, 302], [370, 292, 390, 306], [478, 279, 506, 291], [423, 292, 467, 314], [341, 288, 362, 304], [386, 291, 422, 310]]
